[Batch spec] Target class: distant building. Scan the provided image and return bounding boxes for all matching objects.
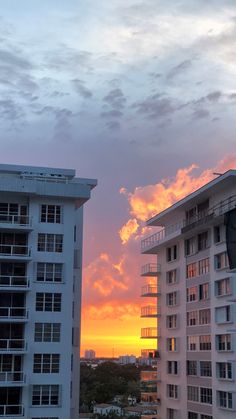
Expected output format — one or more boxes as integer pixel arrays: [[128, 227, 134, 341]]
[[118, 355, 136, 365], [85, 349, 96, 359], [93, 403, 122, 416]]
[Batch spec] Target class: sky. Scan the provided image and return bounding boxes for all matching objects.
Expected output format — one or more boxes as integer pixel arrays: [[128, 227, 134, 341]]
[[1, 0, 236, 356]]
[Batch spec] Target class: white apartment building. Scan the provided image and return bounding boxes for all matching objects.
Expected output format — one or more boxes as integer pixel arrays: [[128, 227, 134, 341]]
[[141, 170, 236, 419], [0, 164, 96, 419]]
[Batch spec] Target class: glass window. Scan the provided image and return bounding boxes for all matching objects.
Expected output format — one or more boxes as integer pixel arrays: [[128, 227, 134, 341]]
[[37, 234, 63, 253], [167, 384, 178, 399], [218, 391, 233, 409], [36, 263, 63, 283], [166, 269, 177, 285], [167, 338, 177, 352], [32, 385, 59, 406], [167, 361, 178, 375], [187, 286, 198, 302], [199, 258, 210, 275], [200, 387, 212, 405], [34, 323, 61, 343], [215, 305, 232, 323], [187, 386, 199, 402], [33, 354, 60, 373], [186, 262, 197, 278], [185, 237, 196, 256], [166, 292, 178, 306], [198, 231, 209, 251], [200, 361, 212, 377], [199, 335, 211, 351], [215, 252, 229, 270], [199, 283, 209, 300], [166, 315, 177, 329], [41, 205, 61, 223], [187, 311, 198, 326], [166, 245, 178, 262], [216, 334, 231, 351], [187, 360, 197, 376], [215, 278, 231, 296], [199, 309, 211, 325], [35, 293, 61, 312], [188, 412, 198, 419], [217, 362, 232, 380], [187, 336, 198, 351]]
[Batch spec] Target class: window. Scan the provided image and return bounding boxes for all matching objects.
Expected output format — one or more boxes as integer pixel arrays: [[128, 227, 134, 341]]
[[199, 258, 210, 275], [215, 252, 229, 270], [217, 362, 232, 380], [198, 231, 209, 251], [187, 360, 197, 376], [167, 384, 178, 399], [199, 309, 211, 325], [188, 413, 198, 419], [166, 245, 178, 262], [217, 391, 233, 409], [215, 305, 232, 324], [187, 311, 198, 326], [167, 361, 178, 375], [187, 286, 198, 302], [32, 385, 59, 406], [199, 335, 211, 351], [166, 269, 177, 285], [32, 417, 59, 419], [41, 205, 61, 223], [37, 234, 63, 252], [33, 354, 60, 373], [167, 409, 178, 419], [200, 387, 212, 404], [36, 263, 63, 283], [200, 361, 212, 377], [166, 292, 178, 306], [167, 315, 177, 329], [167, 338, 177, 352], [216, 334, 231, 351], [186, 206, 197, 224], [215, 278, 231, 297], [187, 386, 199, 402], [187, 262, 197, 278], [185, 237, 196, 256], [36, 293, 61, 312], [199, 283, 209, 300], [187, 336, 198, 351], [214, 225, 223, 243], [34, 323, 61, 342], [200, 416, 213, 419]]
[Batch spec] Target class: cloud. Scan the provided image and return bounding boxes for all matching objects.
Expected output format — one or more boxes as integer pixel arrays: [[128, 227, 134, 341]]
[[167, 59, 192, 79], [119, 218, 139, 244], [84, 302, 140, 321], [132, 94, 177, 120], [119, 154, 236, 242], [191, 108, 210, 119], [103, 88, 127, 110], [71, 79, 93, 99]]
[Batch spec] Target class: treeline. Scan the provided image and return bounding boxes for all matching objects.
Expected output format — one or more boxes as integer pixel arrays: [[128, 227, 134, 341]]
[[80, 362, 141, 411]]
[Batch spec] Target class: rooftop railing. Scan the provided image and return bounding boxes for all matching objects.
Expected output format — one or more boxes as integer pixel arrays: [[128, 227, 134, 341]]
[[141, 221, 183, 253]]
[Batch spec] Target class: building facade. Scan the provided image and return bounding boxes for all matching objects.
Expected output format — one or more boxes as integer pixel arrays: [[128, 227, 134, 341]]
[[0, 164, 96, 419], [141, 170, 236, 419]]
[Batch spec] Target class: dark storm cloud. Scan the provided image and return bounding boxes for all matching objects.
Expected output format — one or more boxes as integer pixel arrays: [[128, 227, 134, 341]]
[[103, 88, 127, 110], [71, 79, 93, 99], [132, 93, 176, 120], [191, 108, 210, 120], [167, 60, 192, 80]]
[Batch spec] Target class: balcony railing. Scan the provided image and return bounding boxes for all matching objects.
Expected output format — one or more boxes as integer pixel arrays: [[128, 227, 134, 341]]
[[141, 285, 160, 297], [141, 328, 159, 339], [141, 371, 158, 382], [141, 221, 183, 253], [0, 213, 31, 227], [0, 307, 28, 319], [0, 404, 24, 416], [141, 306, 160, 318], [141, 349, 160, 359], [0, 245, 30, 257], [0, 371, 25, 383], [141, 264, 161, 276], [0, 339, 26, 352], [0, 276, 29, 288]]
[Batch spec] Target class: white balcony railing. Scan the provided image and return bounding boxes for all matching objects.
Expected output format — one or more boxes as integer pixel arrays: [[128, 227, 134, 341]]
[[0, 276, 29, 288], [0, 213, 31, 227], [141, 327, 159, 339], [0, 245, 30, 257], [0, 339, 26, 351], [141, 221, 183, 253], [0, 404, 24, 416], [0, 371, 25, 383], [141, 263, 161, 276], [141, 284, 160, 297], [0, 307, 28, 319], [141, 306, 161, 318]]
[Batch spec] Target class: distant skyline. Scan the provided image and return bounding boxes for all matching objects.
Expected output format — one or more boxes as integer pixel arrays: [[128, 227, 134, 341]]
[[0, 0, 236, 356]]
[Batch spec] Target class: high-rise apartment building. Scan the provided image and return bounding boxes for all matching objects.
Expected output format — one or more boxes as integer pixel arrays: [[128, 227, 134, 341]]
[[0, 164, 96, 419], [141, 170, 236, 419]]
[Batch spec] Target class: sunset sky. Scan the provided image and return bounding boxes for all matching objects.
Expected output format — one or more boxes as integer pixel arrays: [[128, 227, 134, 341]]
[[1, 0, 236, 356]]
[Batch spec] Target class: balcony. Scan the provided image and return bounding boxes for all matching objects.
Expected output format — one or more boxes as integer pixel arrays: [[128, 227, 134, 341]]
[[0, 276, 30, 291], [141, 415, 161, 419], [141, 328, 159, 339], [141, 285, 160, 297], [0, 307, 28, 322], [141, 306, 161, 318], [141, 393, 161, 406], [141, 221, 183, 254], [0, 214, 32, 231], [141, 264, 161, 277], [141, 349, 160, 359], [0, 245, 31, 261], [0, 372, 26, 386], [0, 405, 24, 416], [0, 339, 26, 353], [141, 370, 159, 383]]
